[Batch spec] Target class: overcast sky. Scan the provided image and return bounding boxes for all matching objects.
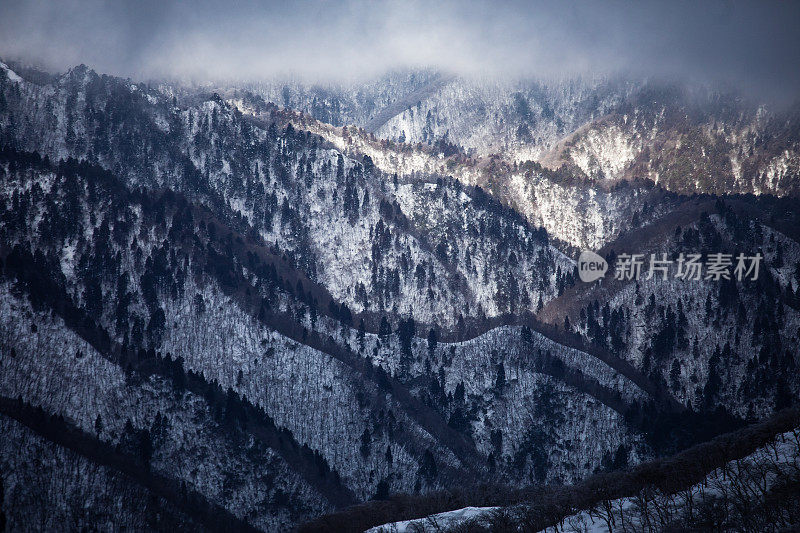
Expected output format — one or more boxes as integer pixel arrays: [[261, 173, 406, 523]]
[[1, 0, 798, 101]]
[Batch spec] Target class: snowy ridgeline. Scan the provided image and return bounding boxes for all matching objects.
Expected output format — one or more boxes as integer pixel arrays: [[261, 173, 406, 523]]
[[364, 323, 647, 482], [241, 71, 631, 162], [160, 276, 453, 501], [374, 76, 635, 160], [0, 64, 575, 324], [557, 101, 800, 196], [0, 284, 330, 531], [281, 102, 658, 251], [162, 274, 644, 492], [369, 73, 800, 198]]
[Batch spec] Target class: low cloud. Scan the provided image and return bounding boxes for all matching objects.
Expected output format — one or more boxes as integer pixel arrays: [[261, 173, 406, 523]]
[[1, 0, 798, 102]]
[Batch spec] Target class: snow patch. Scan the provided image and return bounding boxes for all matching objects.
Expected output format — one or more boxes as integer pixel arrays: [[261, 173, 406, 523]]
[[367, 506, 500, 532]]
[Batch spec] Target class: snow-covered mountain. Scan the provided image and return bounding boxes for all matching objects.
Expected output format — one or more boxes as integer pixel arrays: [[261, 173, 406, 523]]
[[1, 59, 799, 532]]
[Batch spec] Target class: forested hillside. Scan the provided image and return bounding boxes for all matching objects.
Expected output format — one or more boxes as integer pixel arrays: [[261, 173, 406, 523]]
[[1, 56, 798, 532]]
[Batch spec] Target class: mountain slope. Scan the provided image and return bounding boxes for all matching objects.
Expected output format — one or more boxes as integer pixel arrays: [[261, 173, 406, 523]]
[[1, 59, 799, 531]]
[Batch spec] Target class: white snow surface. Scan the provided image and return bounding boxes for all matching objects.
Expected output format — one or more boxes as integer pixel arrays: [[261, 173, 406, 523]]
[[367, 506, 500, 533]]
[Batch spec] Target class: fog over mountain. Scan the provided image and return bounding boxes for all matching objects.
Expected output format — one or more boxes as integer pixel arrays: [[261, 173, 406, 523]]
[[2, 0, 799, 101], [1, 2, 800, 532]]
